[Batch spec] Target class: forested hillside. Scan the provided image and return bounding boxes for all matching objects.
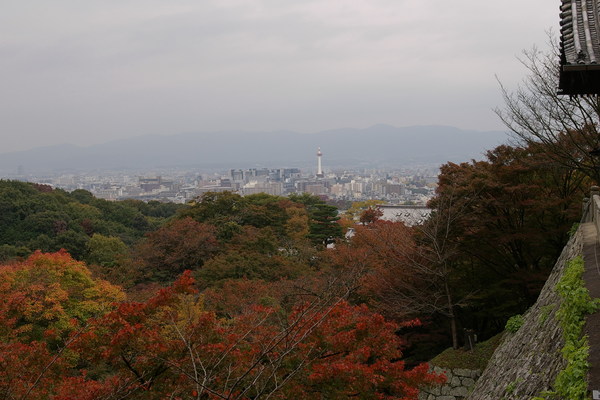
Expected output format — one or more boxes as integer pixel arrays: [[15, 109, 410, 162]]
[[0, 136, 589, 399], [0, 182, 445, 398], [0, 181, 182, 263]]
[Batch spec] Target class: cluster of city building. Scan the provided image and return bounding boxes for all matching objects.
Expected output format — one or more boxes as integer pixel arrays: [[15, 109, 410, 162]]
[[7, 149, 439, 206]]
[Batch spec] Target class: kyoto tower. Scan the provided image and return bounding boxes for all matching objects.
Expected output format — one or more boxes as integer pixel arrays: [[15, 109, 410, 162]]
[[316, 147, 324, 178]]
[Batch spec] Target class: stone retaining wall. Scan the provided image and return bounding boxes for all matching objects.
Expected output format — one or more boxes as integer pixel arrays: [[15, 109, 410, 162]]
[[418, 366, 481, 400], [464, 228, 584, 399]]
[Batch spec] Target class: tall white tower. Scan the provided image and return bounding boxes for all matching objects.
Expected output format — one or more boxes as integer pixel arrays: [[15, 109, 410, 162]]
[[316, 147, 324, 178]]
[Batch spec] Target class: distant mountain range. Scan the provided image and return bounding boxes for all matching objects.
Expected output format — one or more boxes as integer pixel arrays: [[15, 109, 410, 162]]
[[0, 125, 509, 173]]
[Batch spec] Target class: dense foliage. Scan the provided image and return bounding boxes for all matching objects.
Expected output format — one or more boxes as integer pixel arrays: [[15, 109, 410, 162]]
[[0, 252, 443, 399], [331, 142, 587, 358], [0, 180, 183, 264], [432, 143, 586, 336]]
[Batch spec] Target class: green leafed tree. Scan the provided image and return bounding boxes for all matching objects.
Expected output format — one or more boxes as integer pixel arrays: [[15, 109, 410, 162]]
[[179, 191, 248, 224], [307, 203, 343, 246], [86, 234, 128, 266], [289, 193, 343, 246]]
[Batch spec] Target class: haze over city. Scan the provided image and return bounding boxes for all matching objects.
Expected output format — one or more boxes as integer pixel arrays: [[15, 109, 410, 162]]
[[1, 0, 556, 154]]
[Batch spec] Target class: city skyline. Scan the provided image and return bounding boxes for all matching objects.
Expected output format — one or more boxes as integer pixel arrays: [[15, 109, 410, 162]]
[[12, 162, 438, 208]]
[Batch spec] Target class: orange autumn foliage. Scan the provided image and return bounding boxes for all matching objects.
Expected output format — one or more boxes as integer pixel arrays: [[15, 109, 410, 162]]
[[0, 253, 443, 399]]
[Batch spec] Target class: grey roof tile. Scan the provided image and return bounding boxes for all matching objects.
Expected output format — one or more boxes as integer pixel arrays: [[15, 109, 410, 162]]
[[559, 0, 600, 94], [560, 0, 600, 66]]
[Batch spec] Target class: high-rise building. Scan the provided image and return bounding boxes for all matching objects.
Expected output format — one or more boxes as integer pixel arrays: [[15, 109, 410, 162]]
[[316, 148, 324, 178]]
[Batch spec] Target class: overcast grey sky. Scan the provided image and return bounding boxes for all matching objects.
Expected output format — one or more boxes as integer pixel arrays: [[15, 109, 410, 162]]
[[1, 0, 557, 153]]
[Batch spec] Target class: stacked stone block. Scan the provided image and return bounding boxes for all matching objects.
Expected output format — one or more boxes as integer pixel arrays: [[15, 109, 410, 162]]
[[419, 367, 481, 400]]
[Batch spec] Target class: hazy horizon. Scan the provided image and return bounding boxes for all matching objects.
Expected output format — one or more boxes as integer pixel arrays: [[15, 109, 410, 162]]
[[0, 125, 509, 175], [1, 123, 509, 154], [1, 1, 555, 153]]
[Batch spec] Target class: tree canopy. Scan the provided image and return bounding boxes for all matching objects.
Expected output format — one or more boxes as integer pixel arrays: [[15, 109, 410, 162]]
[[0, 180, 182, 264], [0, 254, 442, 399]]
